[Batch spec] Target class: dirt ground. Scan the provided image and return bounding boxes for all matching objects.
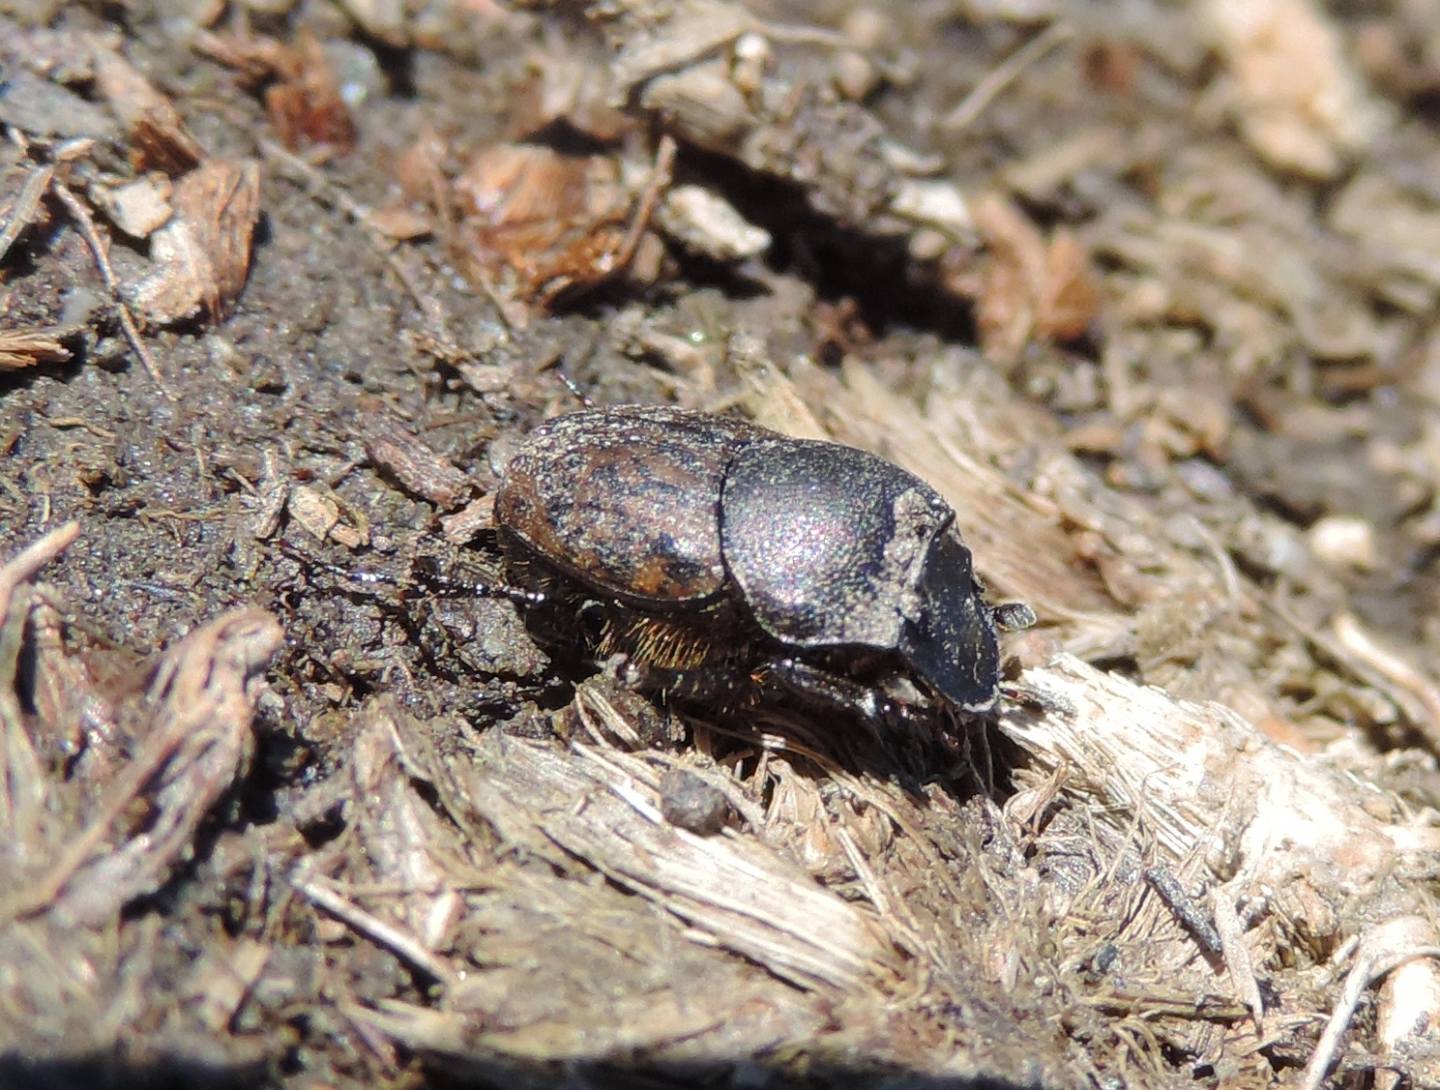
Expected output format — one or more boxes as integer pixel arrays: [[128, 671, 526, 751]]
[[6, 0, 1440, 1087]]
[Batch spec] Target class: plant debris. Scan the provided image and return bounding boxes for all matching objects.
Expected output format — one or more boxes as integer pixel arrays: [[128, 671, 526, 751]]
[[0, 326, 74, 370], [5, 0, 1440, 1087], [130, 159, 263, 326]]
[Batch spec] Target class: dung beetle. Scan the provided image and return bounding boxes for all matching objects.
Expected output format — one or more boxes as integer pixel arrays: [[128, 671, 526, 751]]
[[493, 405, 1030, 725]]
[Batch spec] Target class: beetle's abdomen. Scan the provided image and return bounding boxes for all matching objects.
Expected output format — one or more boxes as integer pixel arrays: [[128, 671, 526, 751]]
[[495, 406, 759, 604]]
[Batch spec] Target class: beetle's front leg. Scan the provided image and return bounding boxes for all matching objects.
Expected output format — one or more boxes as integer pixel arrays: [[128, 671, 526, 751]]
[[758, 657, 919, 732]]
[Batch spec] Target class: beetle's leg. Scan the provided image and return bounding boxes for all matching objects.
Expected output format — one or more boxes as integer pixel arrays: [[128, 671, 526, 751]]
[[278, 543, 546, 608], [276, 541, 405, 593], [411, 555, 547, 607], [553, 367, 595, 408], [759, 658, 918, 731]]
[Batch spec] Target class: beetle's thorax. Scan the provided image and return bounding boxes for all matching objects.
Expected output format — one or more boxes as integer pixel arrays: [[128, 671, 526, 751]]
[[718, 437, 953, 651]]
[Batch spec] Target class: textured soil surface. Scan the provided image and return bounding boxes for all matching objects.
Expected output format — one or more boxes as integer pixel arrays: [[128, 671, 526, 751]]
[[6, 1, 1440, 1088]]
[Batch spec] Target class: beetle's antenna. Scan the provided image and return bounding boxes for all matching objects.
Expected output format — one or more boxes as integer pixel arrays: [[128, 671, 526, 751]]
[[411, 555, 547, 607], [993, 602, 1037, 632]]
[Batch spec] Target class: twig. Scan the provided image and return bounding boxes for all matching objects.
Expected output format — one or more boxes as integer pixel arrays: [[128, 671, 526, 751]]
[[0, 521, 82, 725], [942, 22, 1075, 131], [295, 873, 455, 986], [50, 181, 173, 399], [0, 163, 54, 266], [1211, 885, 1264, 1032], [1332, 612, 1440, 751], [0, 523, 81, 832], [756, 20, 853, 50], [1143, 866, 1222, 955], [0, 522, 80, 623], [614, 133, 678, 273], [1301, 932, 1440, 1090]]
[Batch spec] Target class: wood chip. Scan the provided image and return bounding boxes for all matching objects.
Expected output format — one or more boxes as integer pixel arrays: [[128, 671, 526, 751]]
[[262, 32, 357, 154], [131, 159, 262, 326], [366, 204, 432, 241], [288, 484, 368, 548], [0, 326, 75, 370], [655, 184, 769, 261], [365, 421, 473, 510], [92, 173, 174, 238], [0, 163, 57, 266], [92, 47, 204, 174], [1203, 0, 1390, 179], [440, 494, 494, 545], [954, 191, 1101, 365], [452, 142, 632, 306]]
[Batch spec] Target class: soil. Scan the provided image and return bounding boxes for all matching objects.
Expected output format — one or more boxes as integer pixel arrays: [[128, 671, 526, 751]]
[[5, 1, 1440, 1088]]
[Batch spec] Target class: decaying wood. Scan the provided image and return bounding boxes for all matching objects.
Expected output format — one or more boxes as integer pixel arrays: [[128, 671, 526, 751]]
[[0, 326, 75, 370], [655, 183, 770, 261], [1001, 655, 1440, 911], [0, 523, 80, 846], [458, 732, 902, 992], [131, 158, 263, 325], [1302, 916, 1440, 1090], [259, 639, 1440, 1083], [318, 698, 1075, 1084], [0, 161, 55, 265], [1, 603, 282, 924], [1001, 655, 1440, 1076], [1202, 0, 1389, 180], [365, 418, 475, 510], [91, 47, 204, 175], [287, 482, 370, 547]]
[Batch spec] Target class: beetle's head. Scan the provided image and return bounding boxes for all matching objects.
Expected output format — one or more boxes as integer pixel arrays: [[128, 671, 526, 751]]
[[898, 526, 1001, 713]]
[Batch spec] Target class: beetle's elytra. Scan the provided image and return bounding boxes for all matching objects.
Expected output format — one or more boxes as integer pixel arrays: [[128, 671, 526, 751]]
[[494, 405, 1016, 721]]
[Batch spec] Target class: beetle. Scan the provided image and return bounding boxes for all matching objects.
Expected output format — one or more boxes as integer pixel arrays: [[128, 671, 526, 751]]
[[492, 405, 1030, 725]]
